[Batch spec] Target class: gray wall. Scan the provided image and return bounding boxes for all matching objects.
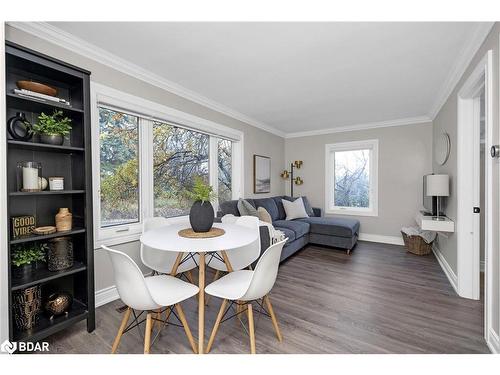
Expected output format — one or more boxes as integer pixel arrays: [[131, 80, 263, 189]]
[[432, 22, 500, 336], [5, 25, 286, 294], [285, 122, 433, 238]]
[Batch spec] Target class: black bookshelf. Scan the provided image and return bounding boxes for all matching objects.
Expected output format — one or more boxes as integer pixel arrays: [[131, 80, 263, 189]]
[[5, 42, 95, 343]]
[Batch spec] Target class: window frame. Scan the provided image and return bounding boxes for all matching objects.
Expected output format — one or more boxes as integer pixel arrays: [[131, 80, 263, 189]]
[[325, 139, 379, 217], [91, 83, 244, 248]]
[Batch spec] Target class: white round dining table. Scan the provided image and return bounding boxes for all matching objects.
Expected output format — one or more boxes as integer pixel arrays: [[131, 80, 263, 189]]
[[140, 222, 258, 354]]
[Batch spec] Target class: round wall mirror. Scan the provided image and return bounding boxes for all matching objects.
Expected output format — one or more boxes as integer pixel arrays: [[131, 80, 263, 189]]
[[436, 132, 451, 166]]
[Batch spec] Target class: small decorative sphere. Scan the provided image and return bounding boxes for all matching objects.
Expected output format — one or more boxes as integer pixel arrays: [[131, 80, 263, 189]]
[[38, 177, 48, 190]]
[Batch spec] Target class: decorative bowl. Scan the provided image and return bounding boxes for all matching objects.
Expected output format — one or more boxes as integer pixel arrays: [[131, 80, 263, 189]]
[[17, 80, 58, 97]]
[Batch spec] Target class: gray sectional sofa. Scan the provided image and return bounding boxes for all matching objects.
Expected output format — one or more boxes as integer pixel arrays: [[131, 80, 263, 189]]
[[217, 196, 360, 262]]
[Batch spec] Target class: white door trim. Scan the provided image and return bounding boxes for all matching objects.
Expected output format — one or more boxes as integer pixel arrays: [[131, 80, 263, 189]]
[[456, 51, 493, 304]]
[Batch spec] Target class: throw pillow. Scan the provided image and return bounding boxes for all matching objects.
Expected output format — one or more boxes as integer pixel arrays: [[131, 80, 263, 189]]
[[237, 199, 258, 217], [301, 196, 315, 217], [282, 197, 309, 220], [257, 207, 272, 223]]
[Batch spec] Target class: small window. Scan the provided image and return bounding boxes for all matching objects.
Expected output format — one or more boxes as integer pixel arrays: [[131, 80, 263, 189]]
[[99, 107, 140, 227], [325, 139, 378, 216]]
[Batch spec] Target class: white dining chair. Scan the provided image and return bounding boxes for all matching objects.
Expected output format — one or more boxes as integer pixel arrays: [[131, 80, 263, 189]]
[[205, 215, 261, 278], [204, 238, 287, 354], [141, 217, 198, 282], [102, 245, 199, 354]]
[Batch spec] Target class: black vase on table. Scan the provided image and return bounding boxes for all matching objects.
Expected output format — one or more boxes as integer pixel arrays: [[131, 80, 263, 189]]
[[189, 200, 214, 232]]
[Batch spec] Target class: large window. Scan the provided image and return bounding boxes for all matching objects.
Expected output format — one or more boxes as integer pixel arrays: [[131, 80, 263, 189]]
[[325, 139, 378, 216], [93, 83, 243, 246], [153, 121, 209, 217], [99, 108, 140, 227]]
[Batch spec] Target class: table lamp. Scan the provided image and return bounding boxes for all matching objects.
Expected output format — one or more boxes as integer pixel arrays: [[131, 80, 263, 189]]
[[426, 174, 449, 221]]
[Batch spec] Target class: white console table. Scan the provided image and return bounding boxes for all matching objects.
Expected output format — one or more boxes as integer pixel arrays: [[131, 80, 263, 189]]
[[415, 211, 455, 233]]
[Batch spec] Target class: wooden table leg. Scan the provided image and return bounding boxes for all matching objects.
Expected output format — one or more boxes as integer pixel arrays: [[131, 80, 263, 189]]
[[198, 252, 205, 354], [170, 252, 184, 275], [220, 250, 234, 272]]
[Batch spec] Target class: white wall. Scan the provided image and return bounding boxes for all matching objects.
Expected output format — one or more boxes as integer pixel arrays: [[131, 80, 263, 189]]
[[285, 122, 433, 239]]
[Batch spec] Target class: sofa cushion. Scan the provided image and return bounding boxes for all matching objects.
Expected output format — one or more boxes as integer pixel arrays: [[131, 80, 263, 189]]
[[273, 220, 310, 239], [272, 196, 287, 220], [301, 196, 315, 217], [274, 226, 296, 243], [237, 199, 258, 217], [257, 207, 272, 224], [282, 197, 309, 220], [253, 198, 279, 221], [297, 216, 360, 238], [218, 200, 240, 216]]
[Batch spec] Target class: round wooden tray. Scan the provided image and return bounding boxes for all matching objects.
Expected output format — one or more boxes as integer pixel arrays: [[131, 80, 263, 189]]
[[17, 80, 58, 97], [178, 227, 225, 239]]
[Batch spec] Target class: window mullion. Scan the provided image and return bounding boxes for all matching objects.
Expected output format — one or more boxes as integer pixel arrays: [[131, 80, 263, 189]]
[[141, 118, 154, 221], [209, 136, 219, 210]]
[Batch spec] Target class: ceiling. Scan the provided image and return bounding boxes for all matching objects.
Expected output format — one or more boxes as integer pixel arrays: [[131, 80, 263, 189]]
[[46, 22, 490, 136]]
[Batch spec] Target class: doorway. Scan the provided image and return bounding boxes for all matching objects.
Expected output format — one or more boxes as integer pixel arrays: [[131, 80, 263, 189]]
[[456, 50, 493, 343]]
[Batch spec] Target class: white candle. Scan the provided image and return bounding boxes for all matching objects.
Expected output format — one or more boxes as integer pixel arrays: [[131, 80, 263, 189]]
[[23, 167, 39, 190]]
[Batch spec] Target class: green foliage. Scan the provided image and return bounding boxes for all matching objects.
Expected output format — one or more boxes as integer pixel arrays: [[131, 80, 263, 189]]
[[32, 110, 72, 136], [184, 176, 216, 204], [11, 243, 47, 267]]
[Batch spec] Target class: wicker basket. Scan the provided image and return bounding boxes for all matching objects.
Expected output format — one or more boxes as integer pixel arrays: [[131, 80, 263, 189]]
[[401, 231, 433, 255]]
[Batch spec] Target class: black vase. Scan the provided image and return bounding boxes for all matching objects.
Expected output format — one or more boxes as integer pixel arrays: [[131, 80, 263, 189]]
[[189, 200, 214, 232]]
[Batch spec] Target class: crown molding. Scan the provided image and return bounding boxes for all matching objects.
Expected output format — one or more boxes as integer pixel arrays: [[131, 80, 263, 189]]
[[7, 22, 286, 138], [285, 115, 431, 139], [428, 22, 494, 120]]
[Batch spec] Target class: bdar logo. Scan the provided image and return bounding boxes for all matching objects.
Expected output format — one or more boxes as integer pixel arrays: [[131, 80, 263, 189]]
[[0, 340, 16, 354]]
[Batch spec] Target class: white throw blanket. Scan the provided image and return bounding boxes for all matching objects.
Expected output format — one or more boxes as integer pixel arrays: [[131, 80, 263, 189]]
[[221, 214, 286, 244], [401, 226, 437, 244]]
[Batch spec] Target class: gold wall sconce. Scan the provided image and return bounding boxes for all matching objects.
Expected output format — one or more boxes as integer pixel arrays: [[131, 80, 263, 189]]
[[281, 160, 304, 197]]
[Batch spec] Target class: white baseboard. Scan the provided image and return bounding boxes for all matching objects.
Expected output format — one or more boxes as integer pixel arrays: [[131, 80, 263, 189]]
[[95, 285, 120, 308], [487, 328, 500, 354], [358, 233, 404, 246], [432, 244, 459, 294]]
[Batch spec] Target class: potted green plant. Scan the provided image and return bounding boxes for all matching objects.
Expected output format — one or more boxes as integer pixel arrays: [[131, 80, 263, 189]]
[[32, 110, 72, 145], [11, 243, 47, 278], [185, 176, 217, 232]]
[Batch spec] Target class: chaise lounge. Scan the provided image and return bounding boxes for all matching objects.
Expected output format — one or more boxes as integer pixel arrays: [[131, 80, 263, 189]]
[[217, 196, 360, 261]]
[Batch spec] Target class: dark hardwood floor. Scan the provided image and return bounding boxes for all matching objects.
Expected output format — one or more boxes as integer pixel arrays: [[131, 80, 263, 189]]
[[43, 241, 490, 354]]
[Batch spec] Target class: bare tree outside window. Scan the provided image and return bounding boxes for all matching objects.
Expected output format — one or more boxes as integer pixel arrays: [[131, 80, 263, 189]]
[[99, 108, 140, 227], [153, 122, 209, 217], [218, 139, 232, 203], [334, 149, 370, 208]]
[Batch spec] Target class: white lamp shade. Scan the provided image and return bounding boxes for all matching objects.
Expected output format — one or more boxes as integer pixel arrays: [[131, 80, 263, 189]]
[[426, 174, 449, 197]]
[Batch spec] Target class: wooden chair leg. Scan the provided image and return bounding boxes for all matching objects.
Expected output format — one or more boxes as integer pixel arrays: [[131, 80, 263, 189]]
[[247, 303, 256, 354], [264, 295, 282, 342], [153, 308, 162, 330], [206, 299, 227, 353], [144, 312, 153, 354], [175, 303, 198, 354], [185, 270, 195, 284], [111, 307, 131, 354], [205, 270, 221, 306]]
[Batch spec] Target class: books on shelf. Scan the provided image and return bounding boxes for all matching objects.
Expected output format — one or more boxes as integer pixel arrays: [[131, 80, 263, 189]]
[[13, 89, 71, 106]]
